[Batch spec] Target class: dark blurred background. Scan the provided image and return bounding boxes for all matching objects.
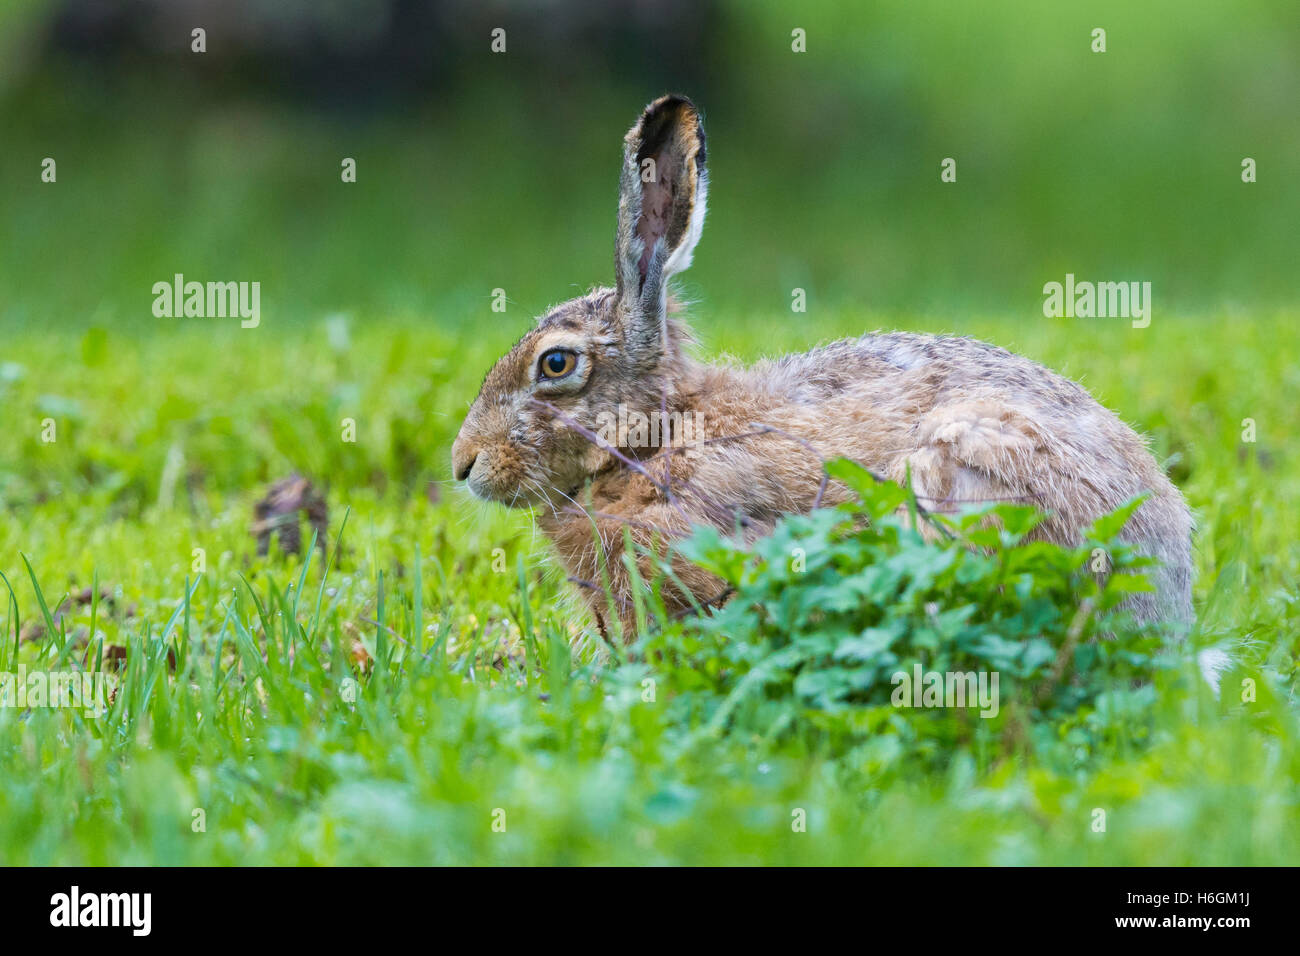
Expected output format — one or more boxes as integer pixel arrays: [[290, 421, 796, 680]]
[[1, 0, 1297, 326]]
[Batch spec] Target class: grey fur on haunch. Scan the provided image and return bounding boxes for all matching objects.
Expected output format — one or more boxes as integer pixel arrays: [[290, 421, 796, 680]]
[[452, 95, 1194, 639]]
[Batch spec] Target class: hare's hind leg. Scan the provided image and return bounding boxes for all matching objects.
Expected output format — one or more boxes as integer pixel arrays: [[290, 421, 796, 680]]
[[891, 399, 1193, 628], [891, 399, 1049, 520]]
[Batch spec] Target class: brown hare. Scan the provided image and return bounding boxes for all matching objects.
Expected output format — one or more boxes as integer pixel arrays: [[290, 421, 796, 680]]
[[452, 95, 1193, 639]]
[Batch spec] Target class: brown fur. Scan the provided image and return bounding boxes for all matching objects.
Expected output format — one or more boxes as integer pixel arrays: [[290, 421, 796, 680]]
[[452, 96, 1193, 638]]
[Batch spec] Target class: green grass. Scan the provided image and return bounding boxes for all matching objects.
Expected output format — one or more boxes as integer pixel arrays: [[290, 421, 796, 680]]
[[0, 308, 1295, 865]]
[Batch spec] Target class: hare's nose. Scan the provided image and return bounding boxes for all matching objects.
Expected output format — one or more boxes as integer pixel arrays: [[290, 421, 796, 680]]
[[451, 438, 480, 482]]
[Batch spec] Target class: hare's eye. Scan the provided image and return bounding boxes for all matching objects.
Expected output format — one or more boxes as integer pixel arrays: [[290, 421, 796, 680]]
[[539, 349, 578, 380]]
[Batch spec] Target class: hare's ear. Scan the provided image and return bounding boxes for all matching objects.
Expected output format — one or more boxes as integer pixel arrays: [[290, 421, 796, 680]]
[[614, 95, 707, 350]]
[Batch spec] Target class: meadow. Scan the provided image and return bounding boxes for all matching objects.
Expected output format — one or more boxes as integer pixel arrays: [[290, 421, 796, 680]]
[[0, 304, 1295, 865]]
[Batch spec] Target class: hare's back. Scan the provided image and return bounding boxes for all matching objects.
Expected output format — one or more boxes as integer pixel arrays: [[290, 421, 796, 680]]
[[772, 332, 1094, 411], [755, 331, 1157, 487]]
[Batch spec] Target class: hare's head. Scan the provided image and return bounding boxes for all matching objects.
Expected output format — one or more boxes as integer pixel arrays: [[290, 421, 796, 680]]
[[452, 95, 708, 507]]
